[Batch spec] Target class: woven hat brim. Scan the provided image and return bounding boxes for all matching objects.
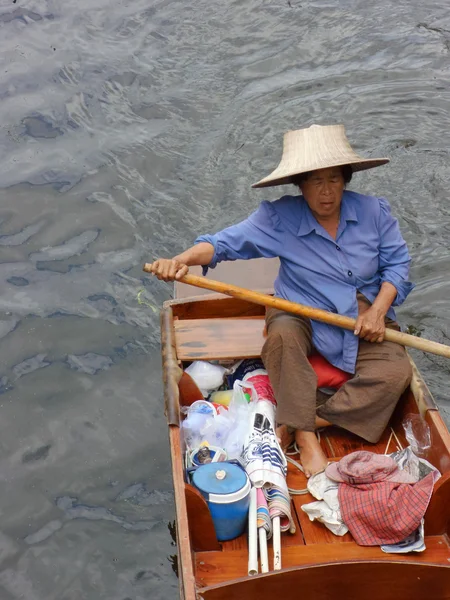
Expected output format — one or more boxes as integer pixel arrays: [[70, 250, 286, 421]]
[[252, 158, 389, 189]]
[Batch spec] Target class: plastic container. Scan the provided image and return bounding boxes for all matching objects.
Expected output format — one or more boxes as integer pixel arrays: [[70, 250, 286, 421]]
[[187, 400, 218, 417], [210, 390, 234, 407], [211, 402, 228, 413], [190, 446, 228, 467], [192, 462, 251, 541]]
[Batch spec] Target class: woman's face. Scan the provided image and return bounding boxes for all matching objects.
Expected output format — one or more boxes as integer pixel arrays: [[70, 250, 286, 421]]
[[300, 166, 346, 221]]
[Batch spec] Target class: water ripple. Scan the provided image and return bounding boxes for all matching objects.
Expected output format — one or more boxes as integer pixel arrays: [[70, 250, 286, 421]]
[[0, 0, 449, 598]]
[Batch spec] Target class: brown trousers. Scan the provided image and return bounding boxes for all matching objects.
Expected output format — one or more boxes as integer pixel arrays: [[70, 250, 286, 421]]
[[261, 306, 412, 444]]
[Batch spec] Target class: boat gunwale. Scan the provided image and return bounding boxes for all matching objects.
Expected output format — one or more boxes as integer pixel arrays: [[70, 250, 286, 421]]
[[195, 559, 450, 599], [161, 304, 197, 600]]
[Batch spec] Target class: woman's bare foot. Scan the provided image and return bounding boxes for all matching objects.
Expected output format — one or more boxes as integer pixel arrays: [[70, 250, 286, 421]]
[[315, 416, 331, 429], [295, 430, 328, 478], [276, 424, 294, 451]]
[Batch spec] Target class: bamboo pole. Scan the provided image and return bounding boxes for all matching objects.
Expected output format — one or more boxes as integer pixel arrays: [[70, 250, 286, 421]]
[[142, 267, 450, 359]]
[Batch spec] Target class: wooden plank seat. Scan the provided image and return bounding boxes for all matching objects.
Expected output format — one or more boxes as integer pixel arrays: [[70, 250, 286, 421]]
[[174, 317, 350, 391], [174, 317, 266, 360]]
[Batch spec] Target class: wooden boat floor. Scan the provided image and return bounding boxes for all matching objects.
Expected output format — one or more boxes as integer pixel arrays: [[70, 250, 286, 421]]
[[194, 427, 450, 587]]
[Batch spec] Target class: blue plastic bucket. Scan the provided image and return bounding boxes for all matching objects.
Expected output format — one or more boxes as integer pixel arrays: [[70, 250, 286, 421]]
[[192, 462, 251, 541]]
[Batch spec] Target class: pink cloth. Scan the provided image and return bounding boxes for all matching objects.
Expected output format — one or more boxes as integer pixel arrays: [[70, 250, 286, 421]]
[[338, 472, 435, 546], [325, 451, 416, 485]]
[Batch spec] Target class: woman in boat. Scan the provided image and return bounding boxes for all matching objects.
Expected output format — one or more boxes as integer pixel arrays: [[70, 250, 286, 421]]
[[146, 124, 414, 477]]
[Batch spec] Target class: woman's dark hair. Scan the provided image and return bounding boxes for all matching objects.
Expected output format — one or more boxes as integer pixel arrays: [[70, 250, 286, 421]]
[[291, 165, 353, 187]]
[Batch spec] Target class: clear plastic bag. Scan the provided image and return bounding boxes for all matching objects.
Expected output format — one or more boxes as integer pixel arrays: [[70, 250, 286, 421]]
[[231, 379, 255, 406], [402, 413, 431, 457], [181, 380, 255, 460], [216, 380, 255, 459], [181, 409, 216, 450]]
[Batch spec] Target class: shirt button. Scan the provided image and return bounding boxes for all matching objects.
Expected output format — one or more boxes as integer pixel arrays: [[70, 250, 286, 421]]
[[348, 270, 353, 277], [336, 245, 341, 251]]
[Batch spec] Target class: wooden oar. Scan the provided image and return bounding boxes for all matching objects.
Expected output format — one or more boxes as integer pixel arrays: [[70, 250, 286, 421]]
[[143, 267, 450, 359]]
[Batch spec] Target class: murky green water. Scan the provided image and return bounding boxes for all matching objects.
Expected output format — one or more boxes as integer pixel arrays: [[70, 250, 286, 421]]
[[0, 0, 449, 598]]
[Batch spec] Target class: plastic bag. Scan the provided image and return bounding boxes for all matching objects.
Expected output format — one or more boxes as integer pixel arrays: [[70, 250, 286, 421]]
[[181, 409, 216, 450], [232, 379, 254, 405], [402, 414, 431, 457], [185, 361, 228, 397], [381, 520, 426, 554], [302, 501, 349, 537], [302, 470, 348, 537], [216, 380, 255, 459], [389, 446, 441, 484], [181, 380, 255, 460], [307, 470, 341, 511], [227, 358, 265, 388]]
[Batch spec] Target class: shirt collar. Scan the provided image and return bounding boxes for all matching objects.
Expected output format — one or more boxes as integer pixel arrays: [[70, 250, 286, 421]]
[[296, 191, 358, 238]]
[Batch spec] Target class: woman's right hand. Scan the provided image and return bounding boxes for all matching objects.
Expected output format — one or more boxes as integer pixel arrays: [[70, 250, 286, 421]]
[[146, 258, 189, 281]]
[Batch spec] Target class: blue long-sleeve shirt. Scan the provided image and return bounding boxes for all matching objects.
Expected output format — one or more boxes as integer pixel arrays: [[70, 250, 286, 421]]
[[195, 191, 414, 374]]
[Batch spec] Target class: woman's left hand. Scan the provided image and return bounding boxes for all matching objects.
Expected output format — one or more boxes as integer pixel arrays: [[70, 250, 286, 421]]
[[354, 305, 386, 343]]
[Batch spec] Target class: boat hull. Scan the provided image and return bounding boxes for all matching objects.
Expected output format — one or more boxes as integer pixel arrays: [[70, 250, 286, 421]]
[[160, 260, 450, 599]]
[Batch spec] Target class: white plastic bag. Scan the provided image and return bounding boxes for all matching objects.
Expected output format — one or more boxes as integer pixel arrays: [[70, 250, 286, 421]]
[[185, 361, 228, 397], [219, 380, 255, 460]]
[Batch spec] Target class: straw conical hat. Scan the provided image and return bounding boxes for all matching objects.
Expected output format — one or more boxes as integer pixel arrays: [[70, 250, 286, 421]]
[[252, 124, 389, 188]]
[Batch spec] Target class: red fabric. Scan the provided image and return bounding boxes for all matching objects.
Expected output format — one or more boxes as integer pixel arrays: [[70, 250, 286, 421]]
[[244, 373, 277, 406], [308, 353, 351, 389], [326, 451, 416, 485], [338, 472, 435, 546]]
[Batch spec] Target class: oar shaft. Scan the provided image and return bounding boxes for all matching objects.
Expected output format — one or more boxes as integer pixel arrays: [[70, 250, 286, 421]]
[[173, 273, 450, 359]]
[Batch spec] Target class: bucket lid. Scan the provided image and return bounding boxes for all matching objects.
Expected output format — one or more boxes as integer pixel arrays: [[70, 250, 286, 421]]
[[193, 462, 248, 496]]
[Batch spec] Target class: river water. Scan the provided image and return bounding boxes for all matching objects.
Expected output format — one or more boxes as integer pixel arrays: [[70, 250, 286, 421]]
[[0, 0, 449, 598]]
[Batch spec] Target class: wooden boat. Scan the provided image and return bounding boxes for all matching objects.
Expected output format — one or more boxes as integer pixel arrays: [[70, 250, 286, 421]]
[[160, 258, 450, 600]]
